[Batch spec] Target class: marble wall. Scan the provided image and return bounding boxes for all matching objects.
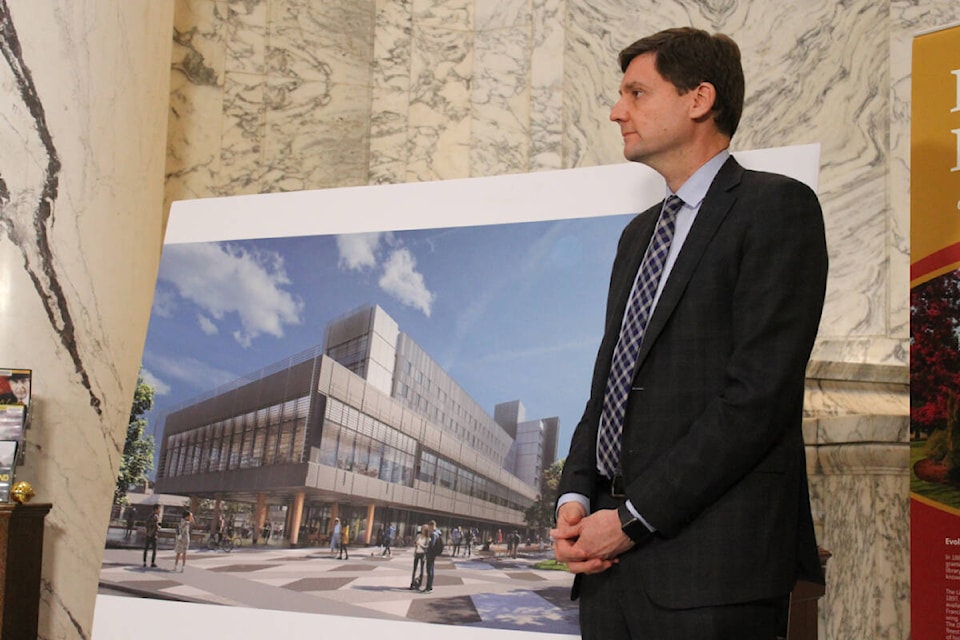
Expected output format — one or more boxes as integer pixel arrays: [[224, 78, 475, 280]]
[[0, 1, 173, 638], [158, 1, 960, 638]]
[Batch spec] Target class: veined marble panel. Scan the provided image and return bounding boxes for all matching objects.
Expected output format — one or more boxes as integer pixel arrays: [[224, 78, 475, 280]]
[[412, 0, 473, 30], [167, 0, 228, 209], [0, 2, 171, 639], [221, 71, 267, 196], [810, 473, 910, 640], [263, 76, 371, 190], [564, 0, 892, 351], [805, 379, 907, 421], [259, 0, 374, 191], [812, 337, 909, 368], [225, 0, 267, 76], [476, 0, 529, 30], [406, 0, 475, 183], [804, 357, 909, 640], [370, 0, 413, 185], [529, 0, 565, 172], [266, 0, 374, 82], [470, 24, 532, 176], [807, 415, 910, 447], [407, 23, 475, 181]]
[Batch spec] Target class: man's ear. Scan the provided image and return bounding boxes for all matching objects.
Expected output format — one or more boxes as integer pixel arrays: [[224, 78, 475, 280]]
[[689, 82, 717, 120]]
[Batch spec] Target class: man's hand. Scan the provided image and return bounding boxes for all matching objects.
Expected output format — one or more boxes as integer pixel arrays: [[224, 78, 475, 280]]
[[551, 503, 629, 574], [570, 508, 635, 566]]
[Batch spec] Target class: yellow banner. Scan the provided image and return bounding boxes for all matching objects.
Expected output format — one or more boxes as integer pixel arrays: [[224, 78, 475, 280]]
[[911, 25, 960, 287]]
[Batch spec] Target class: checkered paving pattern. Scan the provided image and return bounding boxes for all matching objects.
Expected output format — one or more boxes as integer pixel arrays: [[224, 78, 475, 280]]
[[99, 546, 578, 635]]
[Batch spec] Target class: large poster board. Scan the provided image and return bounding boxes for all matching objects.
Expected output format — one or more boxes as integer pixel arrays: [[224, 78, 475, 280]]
[[910, 22, 960, 640], [94, 145, 820, 640]]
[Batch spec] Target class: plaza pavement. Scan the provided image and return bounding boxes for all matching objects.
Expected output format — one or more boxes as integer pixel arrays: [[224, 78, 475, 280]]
[[99, 542, 579, 635]]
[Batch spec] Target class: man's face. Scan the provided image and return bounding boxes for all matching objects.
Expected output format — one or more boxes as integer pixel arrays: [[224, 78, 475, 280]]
[[609, 52, 697, 170], [9, 378, 28, 402]]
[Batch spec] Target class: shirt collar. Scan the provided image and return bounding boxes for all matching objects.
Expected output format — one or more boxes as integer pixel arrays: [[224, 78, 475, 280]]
[[671, 149, 730, 208]]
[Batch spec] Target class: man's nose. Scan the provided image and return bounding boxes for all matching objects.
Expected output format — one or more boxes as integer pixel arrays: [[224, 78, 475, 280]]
[[610, 97, 625, 122]]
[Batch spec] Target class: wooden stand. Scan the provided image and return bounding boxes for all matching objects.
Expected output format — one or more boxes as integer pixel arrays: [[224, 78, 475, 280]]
[[786, 547, 832, 640], [0, 503, 51, 640]]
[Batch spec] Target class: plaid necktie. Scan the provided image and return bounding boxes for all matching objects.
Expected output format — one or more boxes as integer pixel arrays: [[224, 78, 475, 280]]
[[596, 195, 684, 478]]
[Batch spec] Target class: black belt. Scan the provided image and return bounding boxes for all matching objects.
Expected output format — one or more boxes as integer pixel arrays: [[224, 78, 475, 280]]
[[597, 474, 626, 498]]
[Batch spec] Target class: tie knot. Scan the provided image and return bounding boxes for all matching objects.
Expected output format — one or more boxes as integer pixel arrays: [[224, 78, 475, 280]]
[[663, 195, 684, 217]]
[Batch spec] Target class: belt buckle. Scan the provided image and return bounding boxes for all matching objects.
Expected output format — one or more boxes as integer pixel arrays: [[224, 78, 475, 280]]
[[610, 474, 625, 498]]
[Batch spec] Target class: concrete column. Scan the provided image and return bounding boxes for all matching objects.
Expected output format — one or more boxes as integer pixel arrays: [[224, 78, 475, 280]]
[[365, 503, 376, 546], [255, 493, 267, 536], [289, 492, 305, 545]]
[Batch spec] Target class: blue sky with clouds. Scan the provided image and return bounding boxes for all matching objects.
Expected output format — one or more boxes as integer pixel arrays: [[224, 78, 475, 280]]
[[140, 212, 635, 467]]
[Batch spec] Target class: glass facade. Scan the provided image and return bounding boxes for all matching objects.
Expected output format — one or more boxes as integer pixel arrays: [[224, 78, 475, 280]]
[[161, 395, 311, 478], [318, 397, 530, 512], [317, 397, 417, 483]]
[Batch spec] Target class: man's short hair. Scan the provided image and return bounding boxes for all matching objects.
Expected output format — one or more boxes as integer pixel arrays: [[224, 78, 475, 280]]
[[618, 27, 744, 138]]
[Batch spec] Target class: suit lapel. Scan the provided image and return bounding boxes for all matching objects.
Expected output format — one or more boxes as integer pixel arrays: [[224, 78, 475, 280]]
[[633, 158, 744, 367], [608, 207, 658, 333]]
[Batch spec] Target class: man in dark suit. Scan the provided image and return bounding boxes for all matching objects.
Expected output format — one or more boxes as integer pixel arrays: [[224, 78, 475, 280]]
[[552, 27, 827, 639]]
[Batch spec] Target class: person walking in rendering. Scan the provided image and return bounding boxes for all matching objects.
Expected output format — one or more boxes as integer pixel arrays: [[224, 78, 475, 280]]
[[331, 517, 341, 554], [338, 523, 350, 559], [173, 509, 194, 572], [410, 524, 430, 589], [142, 504, 160, 568], [382, 523, 395, 557]]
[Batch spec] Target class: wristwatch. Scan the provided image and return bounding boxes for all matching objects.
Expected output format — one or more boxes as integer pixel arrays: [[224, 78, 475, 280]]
[[617, 501, 652, 544]]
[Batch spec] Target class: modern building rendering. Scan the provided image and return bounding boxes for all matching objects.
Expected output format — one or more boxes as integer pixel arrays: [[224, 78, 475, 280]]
[[497, 400, 559, 489], [154, 305, 559, 548]]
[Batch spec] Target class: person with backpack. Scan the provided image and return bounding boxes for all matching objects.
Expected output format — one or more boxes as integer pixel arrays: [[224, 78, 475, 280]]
[[382, 523, 395, 557], [423, 520, 443, 593]]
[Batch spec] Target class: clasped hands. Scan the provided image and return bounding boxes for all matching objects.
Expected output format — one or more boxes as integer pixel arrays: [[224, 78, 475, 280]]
[[550, 502, 636, 574]]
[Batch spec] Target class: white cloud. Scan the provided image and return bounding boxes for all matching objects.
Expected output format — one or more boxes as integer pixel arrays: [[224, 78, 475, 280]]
[[150, 287, 177, 319], [159, 243, 303, 347], [337, 232, 383, 270], [143, 351, 238, 394], [140, 367, 171, 396], [197, 314, 219, 335], [379, 248, 435, 316]]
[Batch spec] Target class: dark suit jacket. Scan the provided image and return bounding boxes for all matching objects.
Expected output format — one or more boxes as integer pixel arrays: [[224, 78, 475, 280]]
[[558, 156, 827, 609]]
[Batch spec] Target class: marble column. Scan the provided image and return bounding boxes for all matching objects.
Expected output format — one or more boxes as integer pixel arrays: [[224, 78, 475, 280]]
[[0, 1, 172, 639], [805, 361, 910, 640]]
